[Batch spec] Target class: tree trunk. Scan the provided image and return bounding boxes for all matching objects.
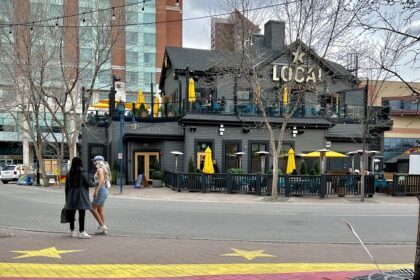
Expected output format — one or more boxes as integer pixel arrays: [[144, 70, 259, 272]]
[[271, 155, 278, 200], [414, 195, 420, 279]]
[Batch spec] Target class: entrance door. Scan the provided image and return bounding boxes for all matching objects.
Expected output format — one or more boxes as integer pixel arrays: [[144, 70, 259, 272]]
[[134, 152, 160, 183], [196, 152, 206, 171]]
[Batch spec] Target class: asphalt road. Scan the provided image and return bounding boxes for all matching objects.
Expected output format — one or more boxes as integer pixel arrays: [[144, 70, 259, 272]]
[[0, 183, 417, 244]]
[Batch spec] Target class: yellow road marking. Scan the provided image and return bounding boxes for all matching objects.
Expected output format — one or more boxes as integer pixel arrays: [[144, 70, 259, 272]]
[[0, 263, 412, 278], [11, 247, 83, 259], [222, 248, 276, 260]]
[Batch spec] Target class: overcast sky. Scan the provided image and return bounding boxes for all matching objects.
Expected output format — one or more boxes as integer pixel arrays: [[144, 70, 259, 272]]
[[181, 0, 419, 82], [182, 0, 214, 49]]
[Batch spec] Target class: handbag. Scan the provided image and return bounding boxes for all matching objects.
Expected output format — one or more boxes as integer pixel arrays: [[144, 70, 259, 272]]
[[60, 206, 70, 223]]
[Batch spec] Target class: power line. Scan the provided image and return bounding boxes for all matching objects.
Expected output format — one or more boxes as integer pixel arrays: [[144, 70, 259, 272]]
[[0, 0, 150, 28], [1, 1, 299, 29]]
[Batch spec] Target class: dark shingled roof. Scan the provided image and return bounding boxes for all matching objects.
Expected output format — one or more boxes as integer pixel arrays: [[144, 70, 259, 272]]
[[165, 47, 283, 72], [326, 124, 363, 138]]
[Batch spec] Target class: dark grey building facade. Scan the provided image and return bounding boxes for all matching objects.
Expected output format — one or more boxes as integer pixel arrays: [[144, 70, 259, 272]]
[[83, 20, 391, 184]]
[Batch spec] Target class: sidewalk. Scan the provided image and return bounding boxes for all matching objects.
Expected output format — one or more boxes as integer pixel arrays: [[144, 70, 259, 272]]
[[0, 229, 414, 280], [38, 183, 419, 205]]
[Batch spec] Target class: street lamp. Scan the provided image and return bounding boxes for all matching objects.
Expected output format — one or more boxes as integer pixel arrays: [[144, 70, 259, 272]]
[[117, 102, 125, 194], [170, 151, 183, 172], [234, 151, 245, 170], [256, 151, 270, 173]]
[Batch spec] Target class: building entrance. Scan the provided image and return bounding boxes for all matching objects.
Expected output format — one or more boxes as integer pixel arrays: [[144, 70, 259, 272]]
[[134, 152, 160, 184]]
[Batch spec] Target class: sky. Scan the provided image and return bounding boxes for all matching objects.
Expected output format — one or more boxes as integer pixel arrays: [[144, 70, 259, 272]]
[[181, 0, 419, 83], [182, 0, 214, 50]]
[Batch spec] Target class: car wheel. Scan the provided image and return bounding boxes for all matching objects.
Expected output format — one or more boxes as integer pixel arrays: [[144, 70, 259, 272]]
[[2, 180, 8, 184]]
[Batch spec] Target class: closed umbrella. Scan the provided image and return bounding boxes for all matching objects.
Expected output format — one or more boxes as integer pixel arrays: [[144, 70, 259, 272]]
[[188, 78, 196, 102], [153, 96, 160, 117], [202, 147, 214, 174], [286, 147, 296, 174]]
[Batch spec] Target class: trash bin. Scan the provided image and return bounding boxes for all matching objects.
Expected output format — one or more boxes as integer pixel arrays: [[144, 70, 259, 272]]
[[134, 174, 143, 189]]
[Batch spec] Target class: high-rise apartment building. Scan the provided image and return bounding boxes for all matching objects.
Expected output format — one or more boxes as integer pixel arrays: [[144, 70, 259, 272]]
[[211, 10, 260, 51], [0, 0, 182, 166]]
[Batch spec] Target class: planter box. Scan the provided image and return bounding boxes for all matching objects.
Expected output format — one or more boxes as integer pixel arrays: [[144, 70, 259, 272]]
[[152, 179, 163, 187]]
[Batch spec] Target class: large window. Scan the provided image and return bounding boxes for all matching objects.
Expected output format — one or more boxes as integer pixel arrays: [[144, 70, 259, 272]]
[[384, 138, 420, 161], [250, 142, 268, 173], [144, 33, 155, 46], [223, 142, 240, 172]]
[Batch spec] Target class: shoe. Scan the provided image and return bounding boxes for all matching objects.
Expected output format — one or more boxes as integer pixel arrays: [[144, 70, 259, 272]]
[[95, 225, 108, 234], [71, 230, 78, 238], [78, 231, 91, 239]]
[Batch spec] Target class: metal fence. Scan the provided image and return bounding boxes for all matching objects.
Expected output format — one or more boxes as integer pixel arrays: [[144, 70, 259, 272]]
[[164, 171, 377, 198], [391, 174, 420, 196]]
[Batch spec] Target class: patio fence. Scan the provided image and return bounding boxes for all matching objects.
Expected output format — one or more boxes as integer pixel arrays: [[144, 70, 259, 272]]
[[391, 174, 420, 196], [163, 171, 376, 198]]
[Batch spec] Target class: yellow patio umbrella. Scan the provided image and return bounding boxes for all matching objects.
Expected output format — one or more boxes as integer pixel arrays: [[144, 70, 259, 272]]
[[302, 150, 348, 158], [91, 102, 109, 109], [286, 147, 296, 174], [153, 96, 160, 117], [202, 147, 214, 174], [188, 78, 196, 102]]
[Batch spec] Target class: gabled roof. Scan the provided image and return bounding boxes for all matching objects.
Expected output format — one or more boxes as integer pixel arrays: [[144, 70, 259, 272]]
[[273, 40, 354, 78]]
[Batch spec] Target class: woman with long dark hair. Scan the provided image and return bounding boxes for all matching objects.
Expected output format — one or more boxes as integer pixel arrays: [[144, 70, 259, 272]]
[[65, 157, 96, 238]]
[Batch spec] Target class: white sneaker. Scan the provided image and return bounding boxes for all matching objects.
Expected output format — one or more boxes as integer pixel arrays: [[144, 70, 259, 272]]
[[78, 231, 91, 239], [95, 225, 108, 234], [71, 230, 78, 238]]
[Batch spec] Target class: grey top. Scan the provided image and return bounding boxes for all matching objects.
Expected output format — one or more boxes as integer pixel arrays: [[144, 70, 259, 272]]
[[65, 169, 94, 210]]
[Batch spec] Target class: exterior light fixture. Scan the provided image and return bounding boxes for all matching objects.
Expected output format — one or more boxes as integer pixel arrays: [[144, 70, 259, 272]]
[[219, 124, 225, 136]]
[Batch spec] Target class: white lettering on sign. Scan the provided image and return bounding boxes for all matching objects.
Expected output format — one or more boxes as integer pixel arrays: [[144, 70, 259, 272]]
[[274, 65, 322, 83], [272, 47, 323, 83]]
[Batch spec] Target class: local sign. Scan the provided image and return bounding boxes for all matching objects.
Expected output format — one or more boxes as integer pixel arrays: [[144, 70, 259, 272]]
[[272, 47, 323, 84]]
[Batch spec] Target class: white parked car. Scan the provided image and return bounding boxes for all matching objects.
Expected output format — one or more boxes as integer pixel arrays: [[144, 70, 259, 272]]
[[1, 165, 25, 184]]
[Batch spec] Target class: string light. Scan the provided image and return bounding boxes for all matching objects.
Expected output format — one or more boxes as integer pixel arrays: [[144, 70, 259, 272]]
[[142, 1, 145, 11], [112, 8, 116, 21], [8, 25, 11, 35]]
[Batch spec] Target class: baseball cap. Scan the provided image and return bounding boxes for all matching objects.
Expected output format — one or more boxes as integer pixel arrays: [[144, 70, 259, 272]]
[[93, 155, 105, 162]]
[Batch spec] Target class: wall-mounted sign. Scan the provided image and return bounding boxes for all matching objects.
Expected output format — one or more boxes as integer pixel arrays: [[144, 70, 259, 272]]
[[272, 47, 323, 84]]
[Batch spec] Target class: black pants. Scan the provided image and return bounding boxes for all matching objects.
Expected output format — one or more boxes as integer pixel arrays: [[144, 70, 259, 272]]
[[68, 209, 86, 232]]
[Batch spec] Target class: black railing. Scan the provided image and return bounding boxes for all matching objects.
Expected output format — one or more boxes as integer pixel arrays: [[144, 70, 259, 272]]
[[163, 171, 377, 198], [392, 174, 420, 196], [88, 97, 367, 124]]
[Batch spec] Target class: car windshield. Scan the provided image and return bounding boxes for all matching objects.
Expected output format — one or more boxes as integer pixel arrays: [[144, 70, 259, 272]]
[[3, 166, 16, 171]]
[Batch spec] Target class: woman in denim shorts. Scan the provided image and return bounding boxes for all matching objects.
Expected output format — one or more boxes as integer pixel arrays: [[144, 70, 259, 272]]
[[92, 161, 110, 234]]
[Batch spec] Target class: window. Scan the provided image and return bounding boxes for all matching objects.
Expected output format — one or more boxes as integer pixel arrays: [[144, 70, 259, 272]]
[[126, 51, 138, 66], [224, 142, 240, 172], [250, 142, 268, 173], [143, 73, 155, 85], [389, 100, 402, 110], [144, 33, 155, 46], [384, 138, 420, 161], [126, 32, 138, 44], [126, 11, 138, 24], [80, 48, 92, 61], [127, 71, 139, 83], [144, 53, 155, 65], [237, 90, 249, 101], [143, 13, 155, 24]]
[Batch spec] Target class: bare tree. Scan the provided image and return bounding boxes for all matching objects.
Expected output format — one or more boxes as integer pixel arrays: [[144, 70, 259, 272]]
[[213, 0, 372, 199], [0, 1, 123, 183]]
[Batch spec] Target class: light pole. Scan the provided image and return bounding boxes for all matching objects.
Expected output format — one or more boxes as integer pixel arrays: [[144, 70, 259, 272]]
[[256, 151, 270, 173], [117, 102, 125, 194], [170, 151, 183, 172]]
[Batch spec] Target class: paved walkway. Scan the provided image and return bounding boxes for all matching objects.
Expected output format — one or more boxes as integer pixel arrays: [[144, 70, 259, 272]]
[[0, 183, 416, 279], [44, 183, 419, 205]]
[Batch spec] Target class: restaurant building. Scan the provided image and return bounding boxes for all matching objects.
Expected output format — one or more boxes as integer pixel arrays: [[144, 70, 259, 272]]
[[83, 20, 391, 184]]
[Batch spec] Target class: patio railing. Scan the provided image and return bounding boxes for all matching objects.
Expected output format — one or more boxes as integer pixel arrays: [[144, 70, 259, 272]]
[[391, 174, 420, 196], [164, 171, 376, 198]]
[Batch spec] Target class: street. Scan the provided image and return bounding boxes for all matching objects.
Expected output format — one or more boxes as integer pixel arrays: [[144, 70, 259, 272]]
[[0, 183, 416, 279], [0, 183, 417, 243]]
